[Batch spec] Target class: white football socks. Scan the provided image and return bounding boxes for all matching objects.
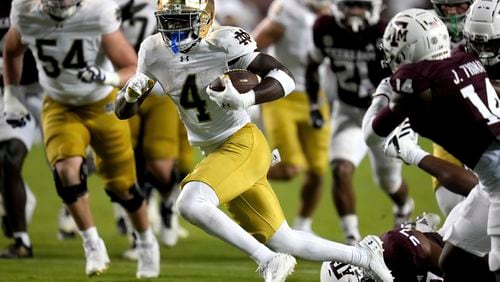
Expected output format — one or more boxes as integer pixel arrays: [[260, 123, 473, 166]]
[[79, 226, 99, 243], [293, 216, 313, 232], [137, 228, 154, 242], [13, 232, 31, 247], [267, 222, 358, 264], [341, 214, 361, 241]]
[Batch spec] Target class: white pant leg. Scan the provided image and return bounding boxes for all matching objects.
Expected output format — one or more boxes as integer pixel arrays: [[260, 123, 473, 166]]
[[267, 222, 355, 263], [176, 181, 275, 264], [0, 116, 36, 150], [367, 142, 403, 194], [443, 186, 490, 257], [435, 187, 465, 217], [329, 102, 367, 166]]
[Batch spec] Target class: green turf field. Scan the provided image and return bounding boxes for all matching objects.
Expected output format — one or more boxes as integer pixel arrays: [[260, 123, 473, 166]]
[[0, 142, 439, 281]]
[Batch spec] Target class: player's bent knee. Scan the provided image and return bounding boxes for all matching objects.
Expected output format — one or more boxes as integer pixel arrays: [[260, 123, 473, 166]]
[[53, 161, 88, 204], [4, 139, 28, 170], [177, 181, 219, 223], [331, 160, 354, 180], [268, 164, 300, 180], [105, 184, 144, 213], [145, 169, 176, 194], [376, 175, 402, 194]]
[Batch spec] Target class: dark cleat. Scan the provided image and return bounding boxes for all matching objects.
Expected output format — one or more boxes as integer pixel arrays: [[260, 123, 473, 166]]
[[0, 238, 33, 259]]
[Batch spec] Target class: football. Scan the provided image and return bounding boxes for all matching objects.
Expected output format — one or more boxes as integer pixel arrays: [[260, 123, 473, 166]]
[[209, 69, 260, 93]]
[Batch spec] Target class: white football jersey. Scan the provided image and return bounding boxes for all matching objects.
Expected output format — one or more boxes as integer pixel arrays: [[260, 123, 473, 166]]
[[114, 0, 156, 51], [10, 0, 121, 106], [266, 0, 316, 92], [138, 26, 257, 147]]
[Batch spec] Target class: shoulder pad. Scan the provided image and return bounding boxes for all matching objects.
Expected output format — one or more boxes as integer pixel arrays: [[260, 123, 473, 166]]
[[205, 26, 257, 62], [268, 0, 300, 24], [95, 0, 121, 34], [137, 34, 163, 73]]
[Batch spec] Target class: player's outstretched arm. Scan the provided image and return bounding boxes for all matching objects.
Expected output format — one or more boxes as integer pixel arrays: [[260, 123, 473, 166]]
[[114, 73, 155, 119], [418, 155, 477, 196], [252, 17, 285, 50], [383, 120, 477, 196]]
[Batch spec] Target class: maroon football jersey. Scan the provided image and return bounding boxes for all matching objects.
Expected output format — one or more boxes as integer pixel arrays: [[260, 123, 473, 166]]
[[390, 49, 500, 168], [381, 228, 443, 282], [312, 15, 391, 108], [453, 44, 500, 80]]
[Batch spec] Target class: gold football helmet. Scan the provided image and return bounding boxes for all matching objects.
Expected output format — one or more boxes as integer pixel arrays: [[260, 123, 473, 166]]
[[155, 0, 215, 54]]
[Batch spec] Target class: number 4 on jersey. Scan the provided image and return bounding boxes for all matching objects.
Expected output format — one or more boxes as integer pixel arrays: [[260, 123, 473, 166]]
[[180, 74, 211, 122]]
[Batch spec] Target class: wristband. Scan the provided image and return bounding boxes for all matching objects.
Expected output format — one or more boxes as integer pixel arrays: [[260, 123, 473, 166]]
[[103, 72, 121, 87], [409, 148, 430, 166], [265, 68, 295, 96], [241, 90, 256, 108]]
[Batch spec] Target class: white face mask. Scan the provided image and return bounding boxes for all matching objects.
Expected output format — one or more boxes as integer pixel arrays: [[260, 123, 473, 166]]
[[347, 16, 365, 32], [50, 5, 77, 18], [43, 0, 80, 19]]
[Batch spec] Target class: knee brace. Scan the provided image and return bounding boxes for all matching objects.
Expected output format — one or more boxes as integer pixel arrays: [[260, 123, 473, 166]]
[[52, 160, 88, 204], [145, 169, 177, 194], [105, 184, 144, 213]]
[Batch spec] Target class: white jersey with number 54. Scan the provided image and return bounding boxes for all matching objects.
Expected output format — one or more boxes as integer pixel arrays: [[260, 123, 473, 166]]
[[10, 0, 121, 106], [137, 26, 257, 148]]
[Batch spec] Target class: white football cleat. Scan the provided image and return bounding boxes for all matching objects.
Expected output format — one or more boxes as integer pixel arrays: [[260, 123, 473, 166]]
[[24, 183, 37, 223], [113, 204, 132, 236], [357, 235, 393, 282], [136, 237, 160, 279], [393, 197, 415, 228], [415, 213, 441, 233], [159, 210, 179, 247], [57, 206, 77, 240], [257, 253, 296, 282], [177, 224, 190, 239], [122, 233, 139, 261], [147, 194, 161, 234], [83, 238, 110, 277]]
